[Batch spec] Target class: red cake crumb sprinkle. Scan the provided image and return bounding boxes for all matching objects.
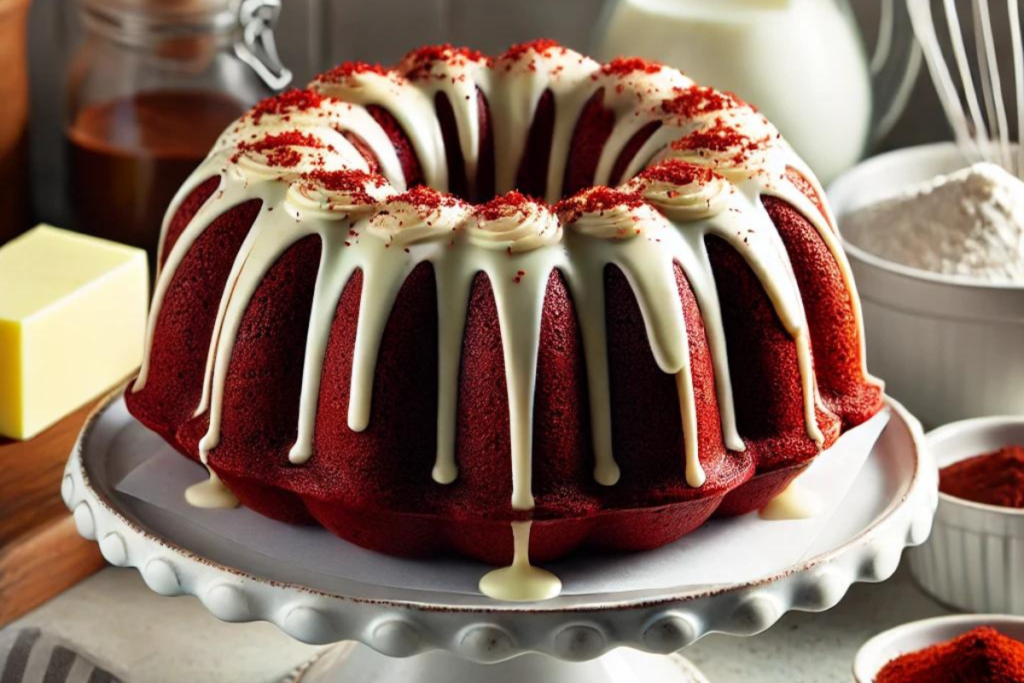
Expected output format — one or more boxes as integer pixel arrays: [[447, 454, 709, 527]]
[[388, 185, 465, 213], [661, 85, 743, 119], [249, 89, 325, 124], [555, 187, 645, 223], [637, 159, 724, 187], [316, 61, 394, 84], [302, 169, 388, 204], [400, 44, 491, 80], [232, 131, 326, 167], [671, 118, 770, 164], [474, 191, 543, 221], [600, 57, 664, 77], [499, 39, 563, 65], [495, 39, 569, 71]]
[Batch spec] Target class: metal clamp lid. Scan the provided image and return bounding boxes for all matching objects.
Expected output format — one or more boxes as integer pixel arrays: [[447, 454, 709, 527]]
[[233, 0, 292, 90]]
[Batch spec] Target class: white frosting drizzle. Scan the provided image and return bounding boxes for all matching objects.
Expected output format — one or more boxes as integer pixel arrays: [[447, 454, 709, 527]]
[[484, 45, 601, 201], [591, 63, 692, 188], [312, 69, 449, 191], [560, 189, 703, 486], [395, 48, 490, 198], [764, 152, 881, 387], [138, 45, 868, 556]]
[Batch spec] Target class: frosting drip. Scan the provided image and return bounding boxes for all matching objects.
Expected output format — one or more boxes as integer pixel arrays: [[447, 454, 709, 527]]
[[478, 521, 562, 602], [185, 474, 238, 509], [759, 480, 823, 521]]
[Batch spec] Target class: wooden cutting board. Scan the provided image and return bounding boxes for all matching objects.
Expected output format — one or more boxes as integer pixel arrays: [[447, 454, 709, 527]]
[[0, 400, 106, 626]]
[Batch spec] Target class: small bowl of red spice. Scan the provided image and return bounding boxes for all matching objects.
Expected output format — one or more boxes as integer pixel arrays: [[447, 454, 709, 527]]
[[907, 416, 1024, 614], [941, 444, 1024, 508], [853, 615, 1024, 683]]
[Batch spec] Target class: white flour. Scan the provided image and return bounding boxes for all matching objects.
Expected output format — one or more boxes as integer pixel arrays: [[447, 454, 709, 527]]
[[843, 162, 1024, 284]]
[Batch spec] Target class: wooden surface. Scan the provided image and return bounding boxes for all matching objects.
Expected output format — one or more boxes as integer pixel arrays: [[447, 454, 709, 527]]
[[0, 400, 105, 626]]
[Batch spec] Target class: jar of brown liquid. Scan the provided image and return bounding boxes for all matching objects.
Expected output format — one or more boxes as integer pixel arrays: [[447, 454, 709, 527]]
[[67, 0, 291, 265], [0, 0, 31, 246]]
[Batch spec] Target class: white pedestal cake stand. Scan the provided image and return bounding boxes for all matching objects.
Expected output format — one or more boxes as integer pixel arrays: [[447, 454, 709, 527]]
[[61, 394, 936, 683]]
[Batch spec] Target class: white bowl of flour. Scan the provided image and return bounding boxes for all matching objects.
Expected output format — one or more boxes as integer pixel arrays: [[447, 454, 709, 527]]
[[829, 142, 1024, 428]]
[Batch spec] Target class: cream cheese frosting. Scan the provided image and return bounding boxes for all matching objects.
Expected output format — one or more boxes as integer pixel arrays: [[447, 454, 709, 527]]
[[465, 192, 563, 252]]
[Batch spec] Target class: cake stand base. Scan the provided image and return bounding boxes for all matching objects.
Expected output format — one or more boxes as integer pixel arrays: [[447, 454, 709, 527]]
[[288, 643, 709, 683], [64, 393, 936, 683]]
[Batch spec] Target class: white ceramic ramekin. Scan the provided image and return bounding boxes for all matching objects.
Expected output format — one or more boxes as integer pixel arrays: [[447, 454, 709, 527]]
[[828, 142, 1024, 429], [906, 416, 1024, 613], [853, 614, 1024, 682]]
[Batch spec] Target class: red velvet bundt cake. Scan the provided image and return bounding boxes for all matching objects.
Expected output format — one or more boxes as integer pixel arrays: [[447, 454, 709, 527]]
[[128, 42, 883, 574]]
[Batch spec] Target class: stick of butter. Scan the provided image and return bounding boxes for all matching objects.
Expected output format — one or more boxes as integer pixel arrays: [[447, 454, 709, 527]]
[[0, 225, 148, 440]]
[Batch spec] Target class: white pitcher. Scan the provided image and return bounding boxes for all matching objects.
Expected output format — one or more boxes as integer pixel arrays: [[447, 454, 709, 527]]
[[593, 0, 921, 184]]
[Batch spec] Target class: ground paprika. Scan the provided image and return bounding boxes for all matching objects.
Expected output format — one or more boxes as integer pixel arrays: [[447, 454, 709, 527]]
[[875, 627, 1024, 683], [940, 445, 1024, 508]]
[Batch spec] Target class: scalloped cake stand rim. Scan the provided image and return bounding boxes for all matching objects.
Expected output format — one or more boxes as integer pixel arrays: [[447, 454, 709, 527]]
[[62, 389, 937, 664]]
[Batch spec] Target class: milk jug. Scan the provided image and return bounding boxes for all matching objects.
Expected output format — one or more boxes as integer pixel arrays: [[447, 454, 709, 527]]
[[594, 0, 920, 183]]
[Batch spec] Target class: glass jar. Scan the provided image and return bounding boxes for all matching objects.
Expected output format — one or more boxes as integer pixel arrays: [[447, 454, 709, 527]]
[[0, 0, 31, 245], [66, 0, 291, 264]]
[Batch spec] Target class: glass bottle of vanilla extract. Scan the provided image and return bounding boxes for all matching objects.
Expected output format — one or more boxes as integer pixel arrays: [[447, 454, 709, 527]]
[[66, 0, 291, 265]]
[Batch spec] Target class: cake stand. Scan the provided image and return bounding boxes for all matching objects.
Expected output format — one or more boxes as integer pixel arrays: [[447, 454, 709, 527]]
[[62, 393, 937, 682]]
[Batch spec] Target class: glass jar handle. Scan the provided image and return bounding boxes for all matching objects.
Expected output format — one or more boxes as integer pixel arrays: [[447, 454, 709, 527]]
[[233, 0, 293, 91], [869, 0, 923, 142]]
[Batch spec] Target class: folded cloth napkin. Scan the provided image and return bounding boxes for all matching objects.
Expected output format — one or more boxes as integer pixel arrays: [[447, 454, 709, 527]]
[[0, 628, 122, 683]]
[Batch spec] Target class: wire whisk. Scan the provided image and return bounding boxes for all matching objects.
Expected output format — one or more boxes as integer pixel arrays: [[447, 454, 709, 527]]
[[909, 0, 1024, 175]]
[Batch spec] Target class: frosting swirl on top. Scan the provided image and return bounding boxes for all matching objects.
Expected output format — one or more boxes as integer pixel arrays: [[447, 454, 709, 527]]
[[465, 192, 562, 253], [368, 186, 470, 248], [213, 90, 342, 155], [597, 58, 693, 108], [287, 169, 395, 218], [625, 160, 732, 221], [313, 61, 402, 87], [247, 89, 333, 126], [231, 128, 360, 179], [665, 113, 778, 177], [557, 187, 664, 240], [396, 44, 492, 81], [495, 39, 599, 82], [310, 61, 410, 105], [659, 85, 746, 125]]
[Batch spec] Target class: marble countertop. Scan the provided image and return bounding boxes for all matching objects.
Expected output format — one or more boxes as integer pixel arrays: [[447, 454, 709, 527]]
[[12, 563, 952, 683]]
